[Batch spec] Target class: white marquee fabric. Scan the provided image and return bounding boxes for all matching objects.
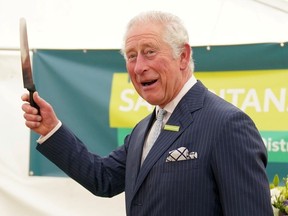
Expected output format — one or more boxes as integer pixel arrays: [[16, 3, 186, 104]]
[[0, 0, 287, 49], [0, 0, 287, 215], [0, 51, 125, 215]]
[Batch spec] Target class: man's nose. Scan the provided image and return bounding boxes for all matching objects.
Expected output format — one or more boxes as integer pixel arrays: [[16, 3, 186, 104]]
[[134, 55, 148, 75]]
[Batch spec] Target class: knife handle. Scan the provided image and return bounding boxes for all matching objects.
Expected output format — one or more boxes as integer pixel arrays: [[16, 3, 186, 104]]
[[28, 89, 40, 114]]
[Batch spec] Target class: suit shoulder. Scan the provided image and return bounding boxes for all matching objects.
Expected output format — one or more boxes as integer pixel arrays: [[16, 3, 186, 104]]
[[205, 90, 243, 113], [202, 90, 257, 127]]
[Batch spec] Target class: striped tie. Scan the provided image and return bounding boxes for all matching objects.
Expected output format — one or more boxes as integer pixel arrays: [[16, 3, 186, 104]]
[[151, 108, 166, 145], [141, 108, 166, 164]]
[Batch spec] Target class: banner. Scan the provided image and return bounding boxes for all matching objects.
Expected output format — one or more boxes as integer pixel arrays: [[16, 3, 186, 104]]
[[30, 43, 288, 182]]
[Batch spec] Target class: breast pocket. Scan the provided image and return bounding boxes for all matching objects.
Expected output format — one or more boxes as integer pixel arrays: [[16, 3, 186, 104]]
[[163, 158, 199, 173]]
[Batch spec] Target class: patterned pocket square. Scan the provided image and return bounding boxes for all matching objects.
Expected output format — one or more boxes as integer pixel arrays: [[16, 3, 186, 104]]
[[166, 147, 198, 162]]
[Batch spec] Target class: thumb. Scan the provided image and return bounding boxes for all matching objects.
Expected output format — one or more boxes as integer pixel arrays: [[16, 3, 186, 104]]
[[33, 91, 48, 110], [31, 92, 60, 135]]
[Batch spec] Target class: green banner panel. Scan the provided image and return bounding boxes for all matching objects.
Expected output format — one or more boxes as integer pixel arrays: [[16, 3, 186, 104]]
[[29, 43, 288, 183]]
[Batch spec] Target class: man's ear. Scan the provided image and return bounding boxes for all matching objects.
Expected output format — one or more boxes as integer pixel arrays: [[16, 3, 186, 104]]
[[180, 44, 191, 70]]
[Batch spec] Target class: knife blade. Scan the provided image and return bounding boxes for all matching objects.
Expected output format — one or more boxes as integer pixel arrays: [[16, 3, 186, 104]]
[[19, 18, 40, 112]]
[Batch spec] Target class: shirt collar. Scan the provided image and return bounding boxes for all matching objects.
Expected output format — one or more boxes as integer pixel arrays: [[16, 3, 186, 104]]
[[156, 74, 197, 115]]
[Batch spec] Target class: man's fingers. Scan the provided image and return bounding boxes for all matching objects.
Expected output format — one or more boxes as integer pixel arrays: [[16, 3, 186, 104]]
[[22, 92, 44, 111], [25, 120, 41, 129], [23, 113, 42, 122], [21, 91, 48, 115], [21, 93, 39, 114], [21, 93, 29, 102], [23, 111, 42, 130], [21, 103, 38, 115]]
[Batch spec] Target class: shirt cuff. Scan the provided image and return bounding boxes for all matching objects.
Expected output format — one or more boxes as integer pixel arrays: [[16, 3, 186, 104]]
[[37, 121, 62, 144]]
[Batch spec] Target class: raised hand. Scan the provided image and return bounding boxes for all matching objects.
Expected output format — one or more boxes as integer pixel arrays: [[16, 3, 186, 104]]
[[21, 92, 60, 136]]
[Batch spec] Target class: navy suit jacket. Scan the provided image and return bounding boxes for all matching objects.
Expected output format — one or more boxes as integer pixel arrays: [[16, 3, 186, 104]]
[[37, 81, 273, 216]]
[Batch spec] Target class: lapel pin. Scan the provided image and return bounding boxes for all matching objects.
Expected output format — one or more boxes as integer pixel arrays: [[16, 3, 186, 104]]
[[164, 124, 180, 132]]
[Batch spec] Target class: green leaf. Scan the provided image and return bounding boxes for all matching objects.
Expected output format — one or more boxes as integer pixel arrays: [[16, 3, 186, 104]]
[[273, 174, 280, 187]]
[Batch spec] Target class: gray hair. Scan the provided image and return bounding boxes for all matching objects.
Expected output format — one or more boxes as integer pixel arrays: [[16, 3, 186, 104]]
[[121, 11, 194, 71]]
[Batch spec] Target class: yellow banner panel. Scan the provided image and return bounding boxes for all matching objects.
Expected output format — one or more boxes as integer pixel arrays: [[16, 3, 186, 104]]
[[196, 69, 288, 131], [109, 73, 153, 128], [110, 70, 288, 131]]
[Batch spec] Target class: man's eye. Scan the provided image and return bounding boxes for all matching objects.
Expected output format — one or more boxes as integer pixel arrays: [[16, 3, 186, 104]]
[[127, 54, 136, 61], [146, 50, 156, 56]]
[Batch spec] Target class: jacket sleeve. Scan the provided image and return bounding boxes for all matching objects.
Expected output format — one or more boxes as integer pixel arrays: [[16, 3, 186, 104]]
[[37, 124, 127, 197], [211, 110, 273, 215]]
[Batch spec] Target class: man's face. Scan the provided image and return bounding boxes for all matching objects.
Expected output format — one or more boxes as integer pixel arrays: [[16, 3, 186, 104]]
[[124, 23, 188, 107]]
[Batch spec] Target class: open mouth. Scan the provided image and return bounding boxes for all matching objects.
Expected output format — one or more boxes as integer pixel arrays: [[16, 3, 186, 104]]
[[141, 79, 157, 86]]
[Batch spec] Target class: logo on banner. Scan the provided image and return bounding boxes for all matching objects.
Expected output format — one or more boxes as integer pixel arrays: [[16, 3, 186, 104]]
[[196, 69, 288, 131], [261, 131, 288, 162]]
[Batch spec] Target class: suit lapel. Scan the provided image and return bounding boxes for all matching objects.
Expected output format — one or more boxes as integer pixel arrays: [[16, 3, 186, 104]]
[[133, 80, 207, 195], [125, 112, 155, 193]]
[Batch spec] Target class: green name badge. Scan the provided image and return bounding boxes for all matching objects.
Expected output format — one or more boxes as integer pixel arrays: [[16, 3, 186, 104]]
[[164, 124, 180, 132]]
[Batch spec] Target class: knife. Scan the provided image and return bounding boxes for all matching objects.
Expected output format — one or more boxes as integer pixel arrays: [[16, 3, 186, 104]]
[[19, 18, 40, 112]]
